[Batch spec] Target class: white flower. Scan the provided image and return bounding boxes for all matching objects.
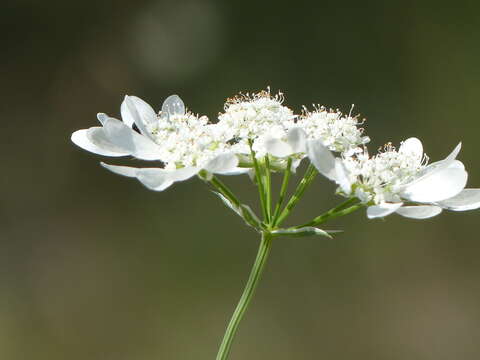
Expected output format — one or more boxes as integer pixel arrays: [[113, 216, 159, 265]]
[[216, 89, 296, 157], [296, 106, 370, 154], [71, 95, 247, 191], [263, 127, 308, 158], [262, 106, 369, 163], [307, 137, 480, 219]]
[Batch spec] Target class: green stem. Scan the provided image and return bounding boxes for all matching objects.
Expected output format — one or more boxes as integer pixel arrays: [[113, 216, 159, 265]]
[[272, 157, 292, 223], [296, 198, 363, 228], [216, 232, 273, 360], [274, 164, 317, 227], [264, 156, 272, 224], [249, 142, 268, 222]]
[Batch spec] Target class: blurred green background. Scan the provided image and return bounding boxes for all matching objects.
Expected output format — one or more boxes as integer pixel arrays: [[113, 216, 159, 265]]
[[2, 1, 480, 359]]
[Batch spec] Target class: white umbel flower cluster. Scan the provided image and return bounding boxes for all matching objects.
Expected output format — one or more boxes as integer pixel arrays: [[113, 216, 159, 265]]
[[133, 103, 229, 171], [217, 89, 370, 159], [218, 90, 294, 140], [342, 139, 428, 204], [307, 136, 480, 219], [72, 95, 247, 191], [296, 106, 369, 155], [71, 88, 480, 220], [216, 90, 296, 157]]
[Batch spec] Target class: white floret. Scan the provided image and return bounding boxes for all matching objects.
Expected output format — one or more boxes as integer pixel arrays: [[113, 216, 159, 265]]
[[295, 106, 370, 155], [216, 90, 296, 157], [341, 141, 428, 204], [147, 112, 232, 170]]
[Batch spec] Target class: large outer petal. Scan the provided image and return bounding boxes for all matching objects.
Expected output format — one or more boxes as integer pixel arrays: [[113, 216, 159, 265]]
[[264, 128, 307, 158], [334, 158, 352, 194], [445, 142, 462, 162], [137, 167, 199, 191], [101, 162, 138, 177], [102, 117, 163, 161], [395, 205, 442, 219], [168, 167, 200, 181], [101, 163, 199, 191], [415, 142, 462, 179], [203, 153, 239, 174], [264, 137, 292, 157], [122, 96, 157, 139], [306, 139, 337, 181], [219, 168, 251, 176], [437, 189, 480, 211], [136, 169, 174, 191], [87, 128, 132, 154], [71, 128, 129, 157], [119, 101, 134, 128], [286, 127, 307, 154], [306, 139, 350, 191], [401, 160, 468, 202], [367, 203, 403, 219]]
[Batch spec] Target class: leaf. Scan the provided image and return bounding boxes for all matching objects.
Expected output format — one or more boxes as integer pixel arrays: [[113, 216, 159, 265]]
[[239, 204, 262, 229], [271, 227, 339, 239], [213, 192, 261, 229]]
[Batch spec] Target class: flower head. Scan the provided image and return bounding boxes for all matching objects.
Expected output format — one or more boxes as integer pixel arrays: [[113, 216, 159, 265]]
[[216, 89, 296, 157], [307, 137, 480, 219], [262, 105, 370, 165], [130, 97, 231, 170], [71, 95, 246, 191], [343, 138, 428, 204], [296, 105, 370, 154]]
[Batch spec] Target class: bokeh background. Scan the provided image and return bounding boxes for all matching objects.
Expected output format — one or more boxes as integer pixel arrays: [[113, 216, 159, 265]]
[[2, 1, 480, 359]]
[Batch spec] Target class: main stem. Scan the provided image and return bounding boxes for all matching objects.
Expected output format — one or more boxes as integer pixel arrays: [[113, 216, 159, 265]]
[[216, 232, 273, 360]]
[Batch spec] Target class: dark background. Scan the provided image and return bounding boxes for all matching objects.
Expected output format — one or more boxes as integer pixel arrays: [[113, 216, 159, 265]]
[[2, 1, 480, 359]]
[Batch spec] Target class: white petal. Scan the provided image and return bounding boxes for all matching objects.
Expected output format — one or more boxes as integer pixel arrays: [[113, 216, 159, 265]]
[[100, 163, 138, 177], [219, 167, 251, 176], [102, 117, 162, 161], [97, 113, 108, 126], [414, 142, 462, 179], [203, 153, 239, 174], [119, 100, 134, 128], [101, 163, 197, 191], [264, 137, 293, 157], [445, 142, 462, 162], [448, 160, 465, 171], [122, 96, 157, 138], [290, 158, 303, 173], [306, 140, 337, 181], [437, 189, 480, 211], [161, 94, 185, 116], [396, 205, 442, 219], [71, 129, 129, 157], [87, 127, 131, 155], [286, 127, 307, 154], [136, 169, 174, 191], [367, 203, 403, 219], [401, 160, 468, 202], [399, 137, 423, 158], [334, 159, 352, 194], [168, 166, 200, 181]]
